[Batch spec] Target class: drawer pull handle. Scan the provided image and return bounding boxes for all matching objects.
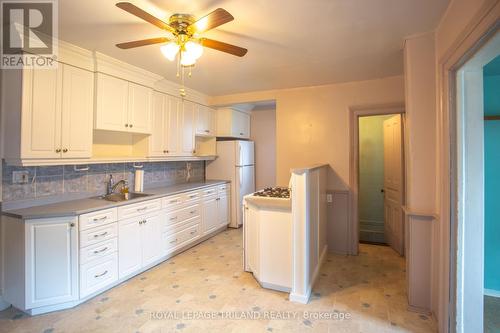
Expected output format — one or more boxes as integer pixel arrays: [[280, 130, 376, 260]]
[[94, 270, 108, 278], [93, 247, 108, 254], [189, 195, 197, 198], [169, 239, 178, 244], [170, 216, 178, 221], [93, 216, 108, 222], [94, 231, 108, 238], [190, 210, 196, 214], [137, 207, 148, 212], [190, 230, 196, 235], [216, 198, 220, 201], [169, 199, 179, 204]]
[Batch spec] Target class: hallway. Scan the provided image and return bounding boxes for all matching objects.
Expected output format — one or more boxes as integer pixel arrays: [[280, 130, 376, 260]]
[[0, 229, 436, 332]]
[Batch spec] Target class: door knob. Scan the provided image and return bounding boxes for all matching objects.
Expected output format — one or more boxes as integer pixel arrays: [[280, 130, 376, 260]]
[[55, 148, 61, 153], [62, 148, 68, 153]]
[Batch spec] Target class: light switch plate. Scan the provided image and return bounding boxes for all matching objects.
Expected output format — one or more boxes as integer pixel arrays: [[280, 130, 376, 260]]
[[12, 170, 30, 184], [326, 194, 333, 203]]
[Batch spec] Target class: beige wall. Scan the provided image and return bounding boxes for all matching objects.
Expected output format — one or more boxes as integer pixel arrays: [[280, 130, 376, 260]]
[[250, 107, 277, 190], [210, 76, 405, 190]]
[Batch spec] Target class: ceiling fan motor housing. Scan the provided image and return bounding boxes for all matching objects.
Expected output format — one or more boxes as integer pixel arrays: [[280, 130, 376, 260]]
[[169, 14, 196, 35]]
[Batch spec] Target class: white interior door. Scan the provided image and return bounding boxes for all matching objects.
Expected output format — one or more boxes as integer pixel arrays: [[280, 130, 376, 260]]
[[383, 114, 404, 255]]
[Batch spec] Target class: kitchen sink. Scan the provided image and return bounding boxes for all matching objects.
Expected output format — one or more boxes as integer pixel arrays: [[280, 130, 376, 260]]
[[92, 192, 153, 202]]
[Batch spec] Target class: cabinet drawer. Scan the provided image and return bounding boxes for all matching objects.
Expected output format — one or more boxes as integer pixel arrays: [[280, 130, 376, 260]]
[[162, 195, 183, 209], [80, 223, 118, 248], [80, 253, 118, 298], [118, 199, 161, 220], [163, 215, 200, 234], [80, 238, 118, 265], [180, 223, 201, 243], [163, 205, 201, 231], [79, 208, 117, 231], [218, 184, 230, 196], [202, 187, 217, 197], [183, 191, 201, 203]]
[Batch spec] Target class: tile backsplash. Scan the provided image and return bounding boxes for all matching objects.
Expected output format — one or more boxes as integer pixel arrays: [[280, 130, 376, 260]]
[[1, 160, 205, 203]]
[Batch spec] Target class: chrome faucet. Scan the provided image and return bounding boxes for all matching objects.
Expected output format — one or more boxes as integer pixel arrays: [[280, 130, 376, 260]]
[[106, 174, 127, 195]]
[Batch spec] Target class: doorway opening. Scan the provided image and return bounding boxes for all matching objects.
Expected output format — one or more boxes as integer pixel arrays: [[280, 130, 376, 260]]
[[349, 103, 405, 256], [451, 30, 499, 333], [358, 114, 405, 255]]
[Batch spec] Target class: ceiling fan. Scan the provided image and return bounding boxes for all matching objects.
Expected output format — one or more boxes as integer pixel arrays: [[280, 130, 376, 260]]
[[115, 2, 248, 67]]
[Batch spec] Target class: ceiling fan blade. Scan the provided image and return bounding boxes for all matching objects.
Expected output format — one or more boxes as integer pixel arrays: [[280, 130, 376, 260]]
[[189, 8, 233, 34], [116, 2, 175, 33], [201, 38, 247, 57], [116, 37, 170, 49]]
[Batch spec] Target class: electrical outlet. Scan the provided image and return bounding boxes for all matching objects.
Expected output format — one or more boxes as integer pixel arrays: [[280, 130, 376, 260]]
[[326, 194, 333, 203], [12, 170, 30, 184]]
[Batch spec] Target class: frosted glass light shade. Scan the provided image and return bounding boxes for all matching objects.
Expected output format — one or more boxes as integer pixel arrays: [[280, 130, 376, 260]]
[[184, 41, 204, 60], [180, 52, 196, 66], [160, 42, 180, 61]]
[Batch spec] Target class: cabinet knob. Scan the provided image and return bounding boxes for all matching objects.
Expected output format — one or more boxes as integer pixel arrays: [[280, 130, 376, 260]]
[[240, 132, 244, 136], [193, 150, 196, 154], [163, 150, 168, 154], [70, 223, 75, 227], [62, 148, 68, 153], [130, 124, 133, 128], [125, 124, 129, 127], [204, 130, 209, 133], [56, 148, 61, 153]]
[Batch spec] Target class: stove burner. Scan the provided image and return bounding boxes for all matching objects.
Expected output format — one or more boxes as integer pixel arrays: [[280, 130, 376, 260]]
[[253, 187, 290, 199]]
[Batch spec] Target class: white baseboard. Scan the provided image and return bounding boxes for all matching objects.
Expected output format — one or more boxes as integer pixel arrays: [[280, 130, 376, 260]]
[[289, 245, 328, 305], [484, 289, 500, 298]]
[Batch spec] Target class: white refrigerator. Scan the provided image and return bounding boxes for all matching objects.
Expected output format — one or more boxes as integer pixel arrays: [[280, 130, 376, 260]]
[[206, 140, 255, 228]]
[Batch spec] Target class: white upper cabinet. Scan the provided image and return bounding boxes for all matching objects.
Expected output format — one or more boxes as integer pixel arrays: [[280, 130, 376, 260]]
[[95, 73, 128, 132], [61, 65, 94, 158], [127, 82, 152, 134], [3, 63, 93, 161], [180, 100, 196, 155], [216, 108, 251, 139], [195, 105, 216, 137], [165, 95, 181, 156], [148, 92, 181, 157], [95, 73, 152, 134], [149, 91, 166, 157]]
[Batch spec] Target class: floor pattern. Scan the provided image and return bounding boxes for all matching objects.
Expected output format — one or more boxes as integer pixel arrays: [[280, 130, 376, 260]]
[[485, 295, 500, 333], [0, 229, 436, 332]]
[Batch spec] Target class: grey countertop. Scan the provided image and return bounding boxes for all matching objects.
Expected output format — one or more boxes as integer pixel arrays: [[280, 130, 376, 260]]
[[2, 180, 230, 220]]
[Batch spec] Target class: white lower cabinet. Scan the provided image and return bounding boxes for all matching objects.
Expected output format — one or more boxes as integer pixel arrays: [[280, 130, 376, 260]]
[[203, 196, 219, 233], [80, 254, 118, 298], [1, 184, 230, 315], [118, 210, 164, 279], [25, 217, 79, 309]]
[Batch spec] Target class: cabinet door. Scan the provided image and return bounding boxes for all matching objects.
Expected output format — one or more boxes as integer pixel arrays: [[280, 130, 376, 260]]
[[149, 92, 166, 157], [128, 83, 152, 134], [203, 197, 219, 234], [118, 217, 142, 279], [195, 105, 210, 136], [141, 212, 164, 266], [21, 68, 62, 159], [95, 73, 129, 132], [25, 217, 78, 309], [208, 107, 217, 136], [60, 64, 94, 158], [232, 111, 250, 138], [180, 100, 195, 155], [218, 194, 229, 227], [165, 96, 180, 155]]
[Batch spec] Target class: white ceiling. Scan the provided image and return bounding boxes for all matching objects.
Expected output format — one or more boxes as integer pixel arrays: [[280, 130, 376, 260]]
[[59, 0, 449, 96]]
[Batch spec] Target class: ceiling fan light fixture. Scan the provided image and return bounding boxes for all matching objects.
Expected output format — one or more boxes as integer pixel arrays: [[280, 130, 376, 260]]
[[160, 42, 180, 61], [180, 51, 197, 66], [184, 40, 204, 60]]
